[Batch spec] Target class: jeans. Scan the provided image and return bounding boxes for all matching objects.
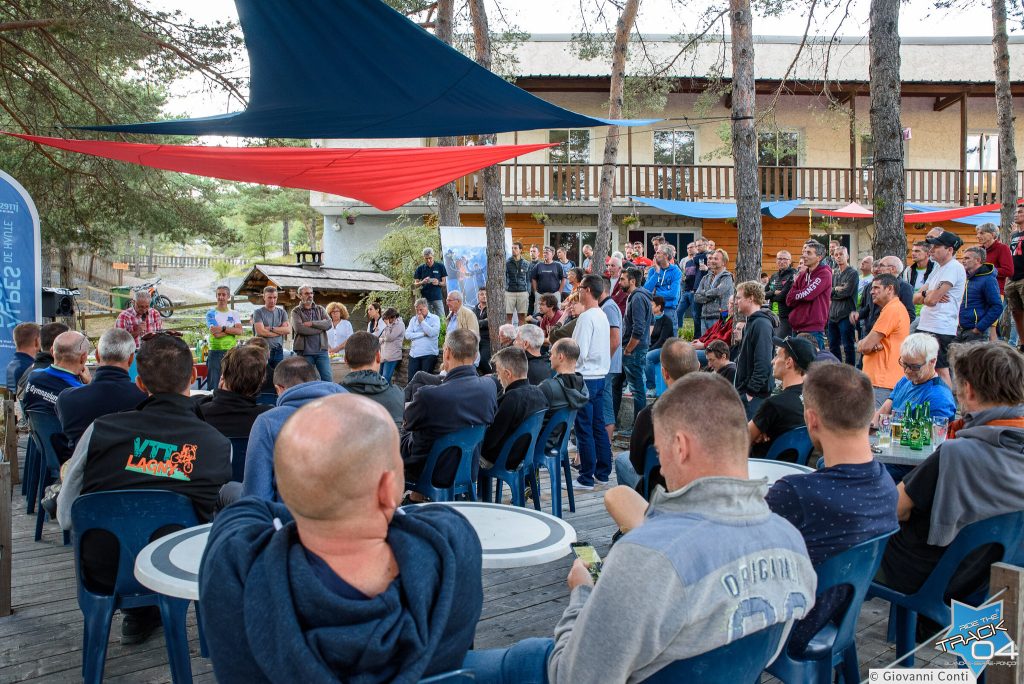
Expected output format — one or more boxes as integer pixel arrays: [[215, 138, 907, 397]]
[[827, 319, 856, 365], [461, 637, 553, 684], [206, 349, 226, 391], [662, 308, 677, 329], [623, 345, 649, 420], [696, 349, 707, 366], [799, 330, 826, 351], [645, 347, 663, 389], [575, 378, 611, 485], [380, 359, 399, 384], [428, 300, 445, 318], [678, 291, 695, 328], [614, 451, 640, 490], [692, 306, 704, 338], [304, 351, 333, 382], [408, 354, 437, 378], [268, 346, 284, 370], [602, 372, 624, 427]]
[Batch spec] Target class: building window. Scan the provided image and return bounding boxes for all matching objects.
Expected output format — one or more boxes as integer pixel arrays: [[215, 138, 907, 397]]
[[757, 130, 799, 166], [860, 134, 909, 168], [966, 132, 999, 170], [548, 229, 597, 266], [628, 230, 698, 260], [653, 130, 695, 165], [549, 130, 591, 164]]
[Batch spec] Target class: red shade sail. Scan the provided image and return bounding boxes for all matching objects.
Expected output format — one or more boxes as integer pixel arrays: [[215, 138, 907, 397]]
[[6, 133, 554, 211], [818, 201, 1008, 223]]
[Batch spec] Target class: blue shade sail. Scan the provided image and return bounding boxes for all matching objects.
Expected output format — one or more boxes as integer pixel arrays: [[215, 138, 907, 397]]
[[78, 0, 659, 139], [631, 197, 805, 220]]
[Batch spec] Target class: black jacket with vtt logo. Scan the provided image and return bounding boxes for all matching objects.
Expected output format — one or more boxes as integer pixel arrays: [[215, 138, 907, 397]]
[[82, 393, 231, 522]]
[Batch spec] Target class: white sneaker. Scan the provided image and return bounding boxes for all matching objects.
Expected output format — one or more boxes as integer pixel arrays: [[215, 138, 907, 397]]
[[572, 478, 595, 491]]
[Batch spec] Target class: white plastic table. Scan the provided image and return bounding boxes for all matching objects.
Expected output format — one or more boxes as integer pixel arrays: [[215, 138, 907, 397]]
[[748, 458, 814, 483], [870, 438, 937, 467], [421, 501, 577, 569], [134, 501, 578, 599]]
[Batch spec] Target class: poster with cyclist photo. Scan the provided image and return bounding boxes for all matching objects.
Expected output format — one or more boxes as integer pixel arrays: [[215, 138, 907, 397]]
[[438, 226, 513, 309]]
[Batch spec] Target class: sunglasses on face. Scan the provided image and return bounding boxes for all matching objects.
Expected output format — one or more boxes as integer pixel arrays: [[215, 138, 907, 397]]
[[898, 358, 926, 372], [141, 330, 184, 342]]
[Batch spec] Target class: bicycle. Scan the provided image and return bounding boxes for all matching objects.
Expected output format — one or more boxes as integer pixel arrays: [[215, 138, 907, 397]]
[[128, 277, 174, 318]]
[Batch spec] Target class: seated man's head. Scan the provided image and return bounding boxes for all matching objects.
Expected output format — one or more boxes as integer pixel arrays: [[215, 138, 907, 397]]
[[660, 338, 699, 387], [949, 342, 1024, 413], [705, 340, 731, 370], [497, 324, 516, 348], [275, 395, 403, 541], [40, 322, 69, 356], [442, 328, 479, 370], [550, 338, 580, 374], [802, 363, 874, 452], [899, 333, 939, 385], [136, 333, 195, 395], [539, 294, 558, 316], [515, 324, 545, 356], [13, 322, 40, 354], [772, 337, 814, 382], [344, 331, 381, 372], [52, 331, 91, 374], [96, 328, 136, 370], [652, 373, 748, 489], [273, 356, 319, 395], [492, 346, 529, 390], [220, 345, 268, 398], [245, 336, 269, 353]]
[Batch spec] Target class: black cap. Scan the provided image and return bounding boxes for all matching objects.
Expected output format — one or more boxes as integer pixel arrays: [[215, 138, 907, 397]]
[[773, 336, 816, 371], [925, 230, 963, 251]]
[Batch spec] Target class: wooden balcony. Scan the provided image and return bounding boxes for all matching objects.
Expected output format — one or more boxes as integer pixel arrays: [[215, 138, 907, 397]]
[[449, 163, 1021, 207]]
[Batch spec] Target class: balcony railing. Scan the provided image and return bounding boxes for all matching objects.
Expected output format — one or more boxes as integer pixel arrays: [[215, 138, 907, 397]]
[[448, 164, 1021, 207]]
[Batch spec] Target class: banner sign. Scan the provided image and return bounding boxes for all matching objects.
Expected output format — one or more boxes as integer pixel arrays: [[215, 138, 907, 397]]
[[0, 170, 42, 375], [438, 226, 512, 309]]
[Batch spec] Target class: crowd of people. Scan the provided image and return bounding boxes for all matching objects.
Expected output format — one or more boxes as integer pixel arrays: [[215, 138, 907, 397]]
[[5, 219, 1024, 682]]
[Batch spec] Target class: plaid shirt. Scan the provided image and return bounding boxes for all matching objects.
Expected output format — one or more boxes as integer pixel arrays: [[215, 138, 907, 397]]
[[116, 305, 163, 346]]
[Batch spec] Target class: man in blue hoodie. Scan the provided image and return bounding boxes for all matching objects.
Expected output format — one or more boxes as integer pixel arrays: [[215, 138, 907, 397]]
[[958, 246, 1003, 342], [200, 394, 494, 683], [241, 356, 347, 501]]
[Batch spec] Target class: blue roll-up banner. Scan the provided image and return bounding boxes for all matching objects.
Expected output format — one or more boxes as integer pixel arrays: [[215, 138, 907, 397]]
[[0, 170, 42, 374]]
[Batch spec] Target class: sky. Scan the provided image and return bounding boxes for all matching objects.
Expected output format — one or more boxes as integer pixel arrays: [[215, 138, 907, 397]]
[[160, 0, 1002, 119]]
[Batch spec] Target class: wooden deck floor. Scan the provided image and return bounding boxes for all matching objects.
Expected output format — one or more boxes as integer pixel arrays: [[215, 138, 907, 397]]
[[0, 437, 956, 683]]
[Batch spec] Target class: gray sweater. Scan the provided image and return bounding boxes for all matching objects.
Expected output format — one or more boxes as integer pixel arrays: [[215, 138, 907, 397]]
[[694, 270, 735, 321], [547, 477, 817, 683]]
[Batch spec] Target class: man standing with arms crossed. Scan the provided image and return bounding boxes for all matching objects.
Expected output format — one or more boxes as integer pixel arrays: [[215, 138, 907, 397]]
[[766, 250, 797, 337], [571, 275, 612, 491], [505, 241, 531, 325], [785, 240, 833, 350], [914, 231, 966, 386], [252, 286, 291, 375], [205, 285, 244, 391], [532, 246, 566, 310]]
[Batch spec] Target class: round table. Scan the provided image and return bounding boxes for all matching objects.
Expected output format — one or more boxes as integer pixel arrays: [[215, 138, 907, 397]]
[[421, 501, 577, 569], [135, 523, 211, 601], [748, 458, 814, 483], [870, 438, 938, 467]]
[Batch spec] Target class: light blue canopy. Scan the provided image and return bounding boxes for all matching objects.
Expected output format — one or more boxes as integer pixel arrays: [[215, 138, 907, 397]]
[[78, 0, 659, 139], [631, 197, 805, 220]]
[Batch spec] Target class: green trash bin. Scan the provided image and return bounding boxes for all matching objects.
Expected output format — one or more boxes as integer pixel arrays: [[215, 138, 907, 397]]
[[112, 286, 132, 309]]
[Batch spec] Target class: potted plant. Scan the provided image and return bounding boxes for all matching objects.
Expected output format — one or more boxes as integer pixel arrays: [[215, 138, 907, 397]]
[[622, 215, 641, 228], [341, 209, 359, 225], [532, 212, 550, 225]]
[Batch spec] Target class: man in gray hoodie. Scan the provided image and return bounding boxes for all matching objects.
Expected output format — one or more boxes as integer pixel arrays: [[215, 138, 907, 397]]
[[543, 372, 816, 682], [619, 267, 654, 424], [339, 332, 404, 427]]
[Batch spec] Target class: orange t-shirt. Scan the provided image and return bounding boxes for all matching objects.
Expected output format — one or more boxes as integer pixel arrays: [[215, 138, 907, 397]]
[[862, 298, 910, 389]]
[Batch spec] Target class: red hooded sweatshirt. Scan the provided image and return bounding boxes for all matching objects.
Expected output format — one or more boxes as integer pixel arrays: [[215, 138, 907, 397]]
[[785, 262, 833, 333]]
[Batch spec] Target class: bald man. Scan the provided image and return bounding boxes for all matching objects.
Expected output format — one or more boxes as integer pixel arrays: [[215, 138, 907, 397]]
[[21, 330, 91, 420], [201, 395, 549, 683]]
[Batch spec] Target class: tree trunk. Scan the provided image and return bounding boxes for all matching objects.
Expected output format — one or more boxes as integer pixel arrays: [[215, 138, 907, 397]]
[[868, 0, 906, 259], [729, 0, 762, 283], [993, 0, 1018, 243], [469, 0, 506, 350], [58, 245, 74, 288], [434, 0, 462, 228], [282, 218, 290, 256], [596, 0, 641, 273], [306, 218, 318, 252]]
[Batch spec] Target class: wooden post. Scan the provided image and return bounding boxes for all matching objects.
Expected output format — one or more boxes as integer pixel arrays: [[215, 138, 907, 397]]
[[3, 400, 19, 486], [960, 93, 968, 207], [0, 461, 10, 617], [988, 562, 1022, 684]]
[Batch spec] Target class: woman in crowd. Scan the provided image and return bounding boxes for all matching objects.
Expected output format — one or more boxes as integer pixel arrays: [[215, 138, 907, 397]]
[[379, 307, 406, 384], [326, 302, 354, 355], [365, 302, 384, 335]]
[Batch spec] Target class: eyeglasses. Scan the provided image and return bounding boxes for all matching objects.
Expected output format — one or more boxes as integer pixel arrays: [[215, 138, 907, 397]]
[[898, 358, 926, 372], [141, 330, 184, 342]]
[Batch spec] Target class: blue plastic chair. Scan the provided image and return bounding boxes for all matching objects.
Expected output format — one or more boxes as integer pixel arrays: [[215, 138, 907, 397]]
[[868, 510, 1024, 667], [229, 437, 249, 483], [478, 411, 546, 508], [405, 425, 486, 502], [70, 490, 200, 684], [641, 444, 660, 500], [640, 622, 786, 683], [419, 669, 475, 683], [529, 408, 577, 517], [23, 437, 39, 509], [765, 426, 815, 465], [26, 410, 70, 545], [768, 532, 894, 684]]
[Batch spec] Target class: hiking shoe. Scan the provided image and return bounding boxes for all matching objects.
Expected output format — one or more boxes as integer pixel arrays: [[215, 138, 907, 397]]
[[121, 607, 161, 646], [572, 478, 594, 491]]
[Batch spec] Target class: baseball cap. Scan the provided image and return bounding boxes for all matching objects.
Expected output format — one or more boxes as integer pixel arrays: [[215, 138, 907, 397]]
[[925, 230, 963, 251], [773, 336, 816, 371]]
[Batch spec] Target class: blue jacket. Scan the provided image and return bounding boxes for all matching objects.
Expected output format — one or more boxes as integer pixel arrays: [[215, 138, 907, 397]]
[[22, 366, 83, 416], [5, 351, 33, 393], [56, 366, 147, 449], [199, 498, 482, 684], [644, 264, 682, 310], [242, 381, 347, 501], [959, 263, 1003, 333]]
